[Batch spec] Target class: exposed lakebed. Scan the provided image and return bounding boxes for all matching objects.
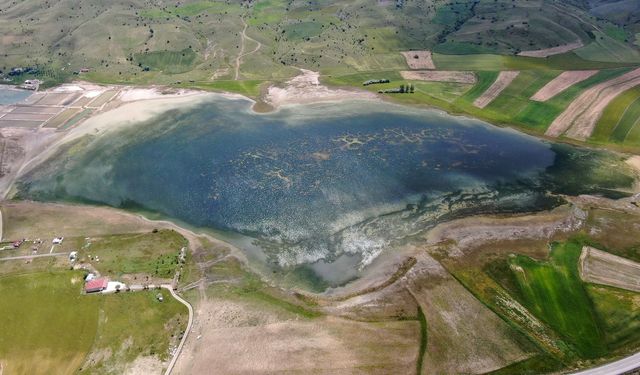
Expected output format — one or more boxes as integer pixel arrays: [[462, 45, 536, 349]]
[[18, 96, 636, 289]]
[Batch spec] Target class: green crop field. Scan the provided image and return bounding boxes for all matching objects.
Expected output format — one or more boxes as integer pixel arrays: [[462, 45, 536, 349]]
[[0, 271, 186, 374], [505, 242, 606, 358], [483, 238, 640, 363], [588, 285, 640, 353], [514, 68, 632, 130], [593, 86, 640, 146]]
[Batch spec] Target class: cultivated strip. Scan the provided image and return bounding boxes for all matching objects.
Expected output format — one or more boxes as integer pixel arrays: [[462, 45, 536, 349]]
[[579, 246, 640, 293], [473, 71, 519, 108], [531, 70, 598, 102], [401, 50, 435, 70], [518, 41, 583, 58], [400, 70, 476, 84], [546, 67, 640, 139]]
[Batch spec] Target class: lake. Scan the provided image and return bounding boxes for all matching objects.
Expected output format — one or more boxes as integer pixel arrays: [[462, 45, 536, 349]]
[[18, 96, 635, 289]]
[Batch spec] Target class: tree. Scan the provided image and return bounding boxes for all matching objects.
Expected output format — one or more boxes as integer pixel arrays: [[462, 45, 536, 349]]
[[399, 84, 405, 93]]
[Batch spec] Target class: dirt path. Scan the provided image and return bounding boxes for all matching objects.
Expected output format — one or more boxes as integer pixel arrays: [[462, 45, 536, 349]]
[[162, 285, 193, 375], [545, 67, 640, 139], [473, 71, 519, 108], [0, 252, 67, 261], [531, 70, 598, 101], [234, 18, 262, 80], [518, 41, 583, 58]]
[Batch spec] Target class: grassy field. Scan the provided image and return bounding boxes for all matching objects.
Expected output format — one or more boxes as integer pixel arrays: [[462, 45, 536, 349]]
[[79, 229, 187, 279], [326, 65, 638, 144], [592, 85, 640, 146], [0, 271, 187, 374], [79, 289, 186, 374], [587, 285, 640, 353], [504, 242, 606, 358], [134, 49, 198, 74], [0, 272, 99, 375], [482, 238, 640, 363]]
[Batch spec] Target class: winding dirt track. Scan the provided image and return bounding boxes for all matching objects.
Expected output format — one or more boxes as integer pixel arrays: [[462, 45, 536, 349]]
[[162, 285, 194, 375], [234, 18, 262, 80], [545, 67, 640, 139]]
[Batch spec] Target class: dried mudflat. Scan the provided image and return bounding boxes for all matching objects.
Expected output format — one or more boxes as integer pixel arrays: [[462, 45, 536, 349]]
[[531, 70, 599, 102], [176, 300, 419, 374], [579, 246, 640, 292], [546, 67, 640, 139], [400, 70, 476, 84], [401, 50, 435, 70], [473, 71, 520, 108], [518, 41, 584, 58]]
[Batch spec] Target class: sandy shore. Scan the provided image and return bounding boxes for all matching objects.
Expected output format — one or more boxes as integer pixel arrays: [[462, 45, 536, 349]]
[[14, 90, 217, 184], [263, 69, 379, 109]]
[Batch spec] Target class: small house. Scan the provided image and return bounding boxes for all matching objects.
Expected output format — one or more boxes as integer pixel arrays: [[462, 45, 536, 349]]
[[52, 237, 64, 245], [85, 277, 108, 293]]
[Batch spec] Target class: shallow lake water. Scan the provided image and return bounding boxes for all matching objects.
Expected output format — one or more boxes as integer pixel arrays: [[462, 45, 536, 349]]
[[19, 96, 635, 289], [0, 86, 32, 105]]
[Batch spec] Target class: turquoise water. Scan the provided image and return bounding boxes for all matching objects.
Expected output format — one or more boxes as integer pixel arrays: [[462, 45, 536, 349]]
[[0, 86, 31, 105], [18, 96, 635, 288]]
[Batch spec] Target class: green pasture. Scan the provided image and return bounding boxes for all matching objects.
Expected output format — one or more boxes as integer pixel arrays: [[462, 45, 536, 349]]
[[485, 238, 640, 364], [134, 49, 198, 74], [592, 86, 640, 145], [79, 229, 187, 278], [0, 271, 187, 374]]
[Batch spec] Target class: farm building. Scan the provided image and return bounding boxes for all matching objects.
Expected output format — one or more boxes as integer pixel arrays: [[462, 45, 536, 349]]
[[85, 277, 108, 293]]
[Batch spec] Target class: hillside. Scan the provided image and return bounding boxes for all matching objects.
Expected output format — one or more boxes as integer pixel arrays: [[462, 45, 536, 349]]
[[0, 0, 638, 84], [1, 0, 640, 148]]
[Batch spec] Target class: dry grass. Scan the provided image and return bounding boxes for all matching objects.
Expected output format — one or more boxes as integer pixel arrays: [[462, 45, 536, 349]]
[[579, 246, 640, 292], [518, 41, 584, 58], [401, 51, 435, 70], [473, 71, 519, 108], [546, 67, 640, 139], [176, 298, 419, 374], [531, 70, 599, 102], [1, 201, 155, 240], [400, 70, 476, 84], [406, 254, 532, 374]]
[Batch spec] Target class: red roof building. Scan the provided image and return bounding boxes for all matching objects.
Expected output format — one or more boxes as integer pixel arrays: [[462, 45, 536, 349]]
[[85, 277, 108, 293]]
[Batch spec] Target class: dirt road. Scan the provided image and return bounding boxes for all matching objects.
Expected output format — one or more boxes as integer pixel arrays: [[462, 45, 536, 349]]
[[162, 285, 193, 375], [234, 18, 262, 80]]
